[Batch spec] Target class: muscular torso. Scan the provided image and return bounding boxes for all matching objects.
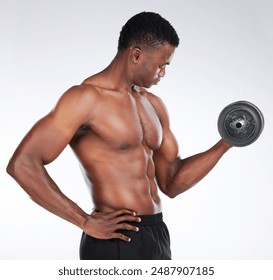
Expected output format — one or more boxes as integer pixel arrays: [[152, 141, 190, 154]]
[[69, 81, 163, 215]]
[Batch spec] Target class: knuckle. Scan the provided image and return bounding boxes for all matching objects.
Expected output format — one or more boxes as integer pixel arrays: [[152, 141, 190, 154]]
[[113, 232, 124, 240]]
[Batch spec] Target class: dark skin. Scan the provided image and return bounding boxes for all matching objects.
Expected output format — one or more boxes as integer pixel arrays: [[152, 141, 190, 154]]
[[7, 42, 231, 243]]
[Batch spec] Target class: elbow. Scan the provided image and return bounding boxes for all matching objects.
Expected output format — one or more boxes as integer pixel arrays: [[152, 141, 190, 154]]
[[6, 158, 16, 178], [162, 180, 195, 199], [167, 192, 177, 199], [6, 153, 33, 181], [6, 156, 23, 181], [161, 185, 179, 199]]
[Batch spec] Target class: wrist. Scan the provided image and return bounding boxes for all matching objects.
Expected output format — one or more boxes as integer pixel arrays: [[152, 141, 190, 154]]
[[64, 205, 89, 230], [218, 138, 232, 151]]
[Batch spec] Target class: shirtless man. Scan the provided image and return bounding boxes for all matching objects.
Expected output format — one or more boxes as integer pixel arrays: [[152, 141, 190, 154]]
[[7, 12, 231, 260]]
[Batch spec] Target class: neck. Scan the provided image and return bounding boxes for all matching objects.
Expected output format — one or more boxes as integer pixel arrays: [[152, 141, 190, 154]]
[[102, 50, 135, 93]]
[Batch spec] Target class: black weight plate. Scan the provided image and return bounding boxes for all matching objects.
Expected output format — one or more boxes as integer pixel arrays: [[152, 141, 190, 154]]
[[218, 101, 264, 147]]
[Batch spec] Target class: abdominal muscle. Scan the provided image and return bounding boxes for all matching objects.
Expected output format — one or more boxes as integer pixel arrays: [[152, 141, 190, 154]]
[[74, 143, 162, 215], [91, 178, 162, 215]]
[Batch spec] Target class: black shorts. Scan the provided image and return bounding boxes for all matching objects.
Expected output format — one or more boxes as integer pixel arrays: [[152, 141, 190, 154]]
[[79, 213, 171, 260]]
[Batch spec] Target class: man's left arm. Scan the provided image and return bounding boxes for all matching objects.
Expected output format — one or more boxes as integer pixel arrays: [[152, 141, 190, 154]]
[[152, 96, 231, 198]]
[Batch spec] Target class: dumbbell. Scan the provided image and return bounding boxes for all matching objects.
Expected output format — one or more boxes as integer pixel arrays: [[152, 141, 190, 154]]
[[218, 101, 264, 147]]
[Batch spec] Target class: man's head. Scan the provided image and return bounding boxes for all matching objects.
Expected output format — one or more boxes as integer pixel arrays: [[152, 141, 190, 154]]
[[118, 12, 180, 51]]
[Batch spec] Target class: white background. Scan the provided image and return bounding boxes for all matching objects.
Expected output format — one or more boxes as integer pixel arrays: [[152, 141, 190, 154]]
[[1, 0, 272, 259]]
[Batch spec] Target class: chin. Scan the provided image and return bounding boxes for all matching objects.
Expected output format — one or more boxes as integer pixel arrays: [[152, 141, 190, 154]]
[[145, 81, 158, 88], [136, 80, 157, 89], [144, 85, 152, 89]]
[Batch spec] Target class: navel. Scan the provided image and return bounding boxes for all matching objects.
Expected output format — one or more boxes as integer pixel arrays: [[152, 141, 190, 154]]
[[119, 143, 130, 150]]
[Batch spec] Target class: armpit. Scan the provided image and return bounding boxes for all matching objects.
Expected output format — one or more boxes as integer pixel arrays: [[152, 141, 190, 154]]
[[73, 124, 91, 138]]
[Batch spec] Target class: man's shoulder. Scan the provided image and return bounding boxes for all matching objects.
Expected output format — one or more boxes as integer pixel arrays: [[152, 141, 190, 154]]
[[63, 81, 101, 102], [53, 82, 102, 119]]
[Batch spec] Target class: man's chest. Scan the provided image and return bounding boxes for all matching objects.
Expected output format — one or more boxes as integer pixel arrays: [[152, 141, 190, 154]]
[[88, 93, 163, 151]]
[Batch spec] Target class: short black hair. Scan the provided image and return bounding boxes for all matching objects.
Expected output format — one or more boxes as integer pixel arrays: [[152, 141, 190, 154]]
[[118, 12, 180, 51]]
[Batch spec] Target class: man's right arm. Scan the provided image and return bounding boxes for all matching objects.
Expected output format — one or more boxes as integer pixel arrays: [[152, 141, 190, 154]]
[[6, 85, 140, 241], [6, 86, 95, 229]]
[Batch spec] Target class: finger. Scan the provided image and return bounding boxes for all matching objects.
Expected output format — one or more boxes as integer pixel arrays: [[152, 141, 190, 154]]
[[112, 232, 132, 242], [111, 209, 137, 218], [115, 214, 141, 224], [115, 223, 140, 232]]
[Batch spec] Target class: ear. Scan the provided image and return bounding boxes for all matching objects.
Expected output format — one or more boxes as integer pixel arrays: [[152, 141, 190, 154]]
[[130, 47, 142, 64]]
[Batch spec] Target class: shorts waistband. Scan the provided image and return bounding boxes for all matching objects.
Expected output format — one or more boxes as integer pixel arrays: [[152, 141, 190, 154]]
[[131, 212, 163, 226]]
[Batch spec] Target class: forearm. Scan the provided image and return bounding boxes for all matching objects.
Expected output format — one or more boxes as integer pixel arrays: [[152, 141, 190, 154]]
[[7, 154, 88, 229], [166, 139, 231, 197]]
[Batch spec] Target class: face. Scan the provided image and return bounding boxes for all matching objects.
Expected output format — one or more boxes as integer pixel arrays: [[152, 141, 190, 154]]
[[132, 43, 176, 88]]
